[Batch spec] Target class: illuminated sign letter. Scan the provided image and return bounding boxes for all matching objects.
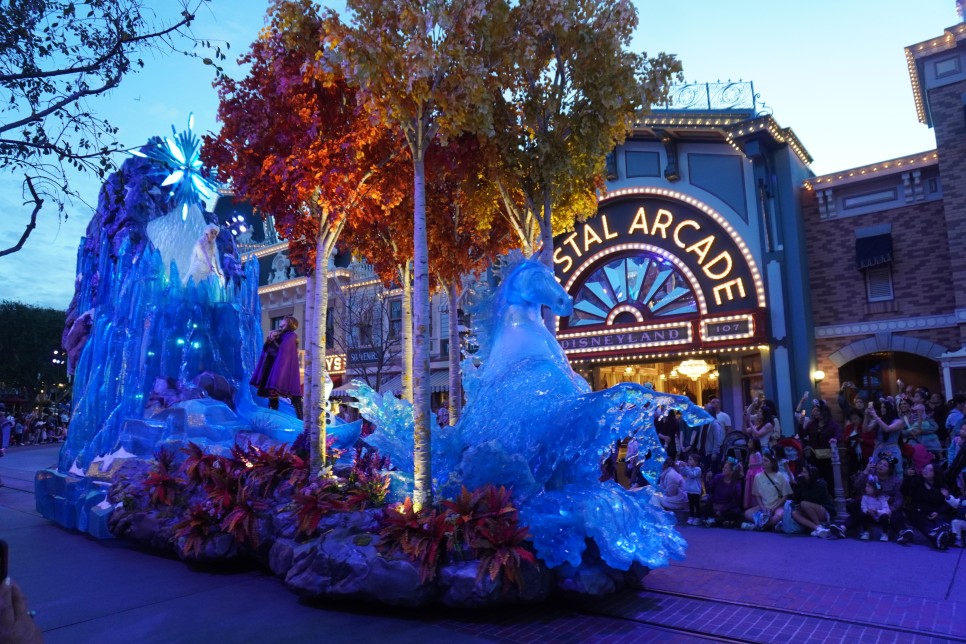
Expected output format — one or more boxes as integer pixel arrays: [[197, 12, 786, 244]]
[[553, 246, 573, 273], [562, 231, 582, 257], [583, 223, 603, 252], [685, 235, 715, 264], [712, 277, 747, 305], [703, 251, 734, 280], [651, 209, 674, 238], [601, 215, 619, 240], [672, 219, 700, 249], [628, 207, 650, 235]]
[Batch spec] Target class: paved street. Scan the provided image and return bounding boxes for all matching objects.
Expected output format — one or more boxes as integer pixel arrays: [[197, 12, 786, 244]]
[[2, 444, 965, 643]]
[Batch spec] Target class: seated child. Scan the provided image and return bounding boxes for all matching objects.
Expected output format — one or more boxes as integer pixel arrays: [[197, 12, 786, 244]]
[[681, 453, 704, 526], [942, 487, 966, 548], [860, 477, 891, 541]]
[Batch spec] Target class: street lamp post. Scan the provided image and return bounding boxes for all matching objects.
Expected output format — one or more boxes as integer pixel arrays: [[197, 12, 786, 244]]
[[828, 438, 849, 523]]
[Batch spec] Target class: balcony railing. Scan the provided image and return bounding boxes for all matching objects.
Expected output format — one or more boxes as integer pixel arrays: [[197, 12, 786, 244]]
[[660, 81, 764, 114]]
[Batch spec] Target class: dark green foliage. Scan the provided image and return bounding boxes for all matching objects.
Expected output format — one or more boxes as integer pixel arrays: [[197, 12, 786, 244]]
[[0, 300, 67, 392]]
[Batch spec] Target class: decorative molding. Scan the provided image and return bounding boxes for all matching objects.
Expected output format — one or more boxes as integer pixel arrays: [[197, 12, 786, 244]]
[[816, 189, 835, 219], [827, 333, 949, 368], [258, 276, 308, 296], [905, 23, 966, 125], [815, 311, 963, 339], [803, 151, 938, 191]]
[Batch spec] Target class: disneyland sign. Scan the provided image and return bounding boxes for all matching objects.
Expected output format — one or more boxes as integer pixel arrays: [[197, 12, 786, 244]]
[[558, 323, 693, 355]]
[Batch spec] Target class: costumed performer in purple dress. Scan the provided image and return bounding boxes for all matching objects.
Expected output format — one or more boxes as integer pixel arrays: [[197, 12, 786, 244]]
[[250, 315, 303, 419]]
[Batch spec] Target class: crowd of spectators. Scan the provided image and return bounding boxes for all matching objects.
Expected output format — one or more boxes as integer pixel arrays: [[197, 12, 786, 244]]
[[0, 405, 68, 457], [634, 381, 966, 550]]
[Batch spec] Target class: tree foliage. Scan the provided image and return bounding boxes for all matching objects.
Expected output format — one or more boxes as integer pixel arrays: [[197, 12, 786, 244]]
[[0, 0, 222, 257], [203, 0, 406, 472], [344, 0, 499, 509], [487, 0, 682, 265], [0, 300, 66, 390]]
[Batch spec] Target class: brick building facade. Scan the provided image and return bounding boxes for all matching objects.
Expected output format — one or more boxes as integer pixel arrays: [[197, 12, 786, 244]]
[[801, 22, 966, 410]]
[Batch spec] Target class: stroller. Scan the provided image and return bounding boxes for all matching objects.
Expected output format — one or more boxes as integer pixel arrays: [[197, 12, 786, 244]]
[[718, 430, 749, 468]]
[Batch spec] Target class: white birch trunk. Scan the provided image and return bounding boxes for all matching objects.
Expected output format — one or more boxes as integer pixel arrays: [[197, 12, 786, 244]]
[[412, 153, 433, 509], [302, 270, 316, 460], [400, 261, 414, 404], [307, 218, 343, 474], [310, 230, 329, 473]]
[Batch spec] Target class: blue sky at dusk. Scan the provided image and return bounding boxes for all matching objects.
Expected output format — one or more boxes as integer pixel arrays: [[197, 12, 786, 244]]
[[0, 0, 956, 310]]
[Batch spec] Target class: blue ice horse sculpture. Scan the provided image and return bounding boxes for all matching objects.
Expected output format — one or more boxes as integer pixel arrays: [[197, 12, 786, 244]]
[[354, 255, 712, 574]]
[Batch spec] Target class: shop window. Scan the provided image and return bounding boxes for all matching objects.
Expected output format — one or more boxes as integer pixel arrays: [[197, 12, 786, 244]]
[[950, 367, 966, 396], [935, 56, 961, 78], [325, 306, 334, 349], [389, 298, 402, 340], [740, 354, 763, 412], [864, 265, 894, 302]]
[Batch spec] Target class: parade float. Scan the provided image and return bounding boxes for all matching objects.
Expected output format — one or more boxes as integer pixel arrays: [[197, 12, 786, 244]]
[[36, 122, 711, 607]]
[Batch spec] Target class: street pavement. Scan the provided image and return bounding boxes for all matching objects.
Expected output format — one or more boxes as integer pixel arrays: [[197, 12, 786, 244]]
[[2, 444, 965, 643]]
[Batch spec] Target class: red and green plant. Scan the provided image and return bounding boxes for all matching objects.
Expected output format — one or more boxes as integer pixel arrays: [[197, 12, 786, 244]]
[[343, 448, 392, 511], [379, 497, 452, 583], [181, 442, 220, 487], [471, 515, 535, 591], [291, 479, 345, 538], [173, 502, 222, 559], [220, 487, 270, 549], [144, 448, 181, 506], [378, 484, 536, 589], [243, 443, 307, 498]]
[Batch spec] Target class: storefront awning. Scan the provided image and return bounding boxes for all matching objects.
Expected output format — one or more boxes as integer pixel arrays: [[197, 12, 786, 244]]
[[855, 234, 893, 269], [331, 370, 452, 398]]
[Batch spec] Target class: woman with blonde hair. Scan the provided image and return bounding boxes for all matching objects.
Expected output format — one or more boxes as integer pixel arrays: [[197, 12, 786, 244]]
[[184, 223, 225, 286]]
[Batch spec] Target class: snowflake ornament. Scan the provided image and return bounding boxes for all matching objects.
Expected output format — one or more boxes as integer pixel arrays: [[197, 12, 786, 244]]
[[130, 113, 219, 220]]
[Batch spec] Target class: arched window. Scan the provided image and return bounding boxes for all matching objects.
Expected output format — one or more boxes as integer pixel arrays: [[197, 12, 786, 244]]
[[569, 252, 697, 327]]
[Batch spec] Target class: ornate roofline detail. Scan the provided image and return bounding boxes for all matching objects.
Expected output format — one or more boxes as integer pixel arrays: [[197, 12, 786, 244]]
[[802, 150, 938, 190], [905, 23, 966, 125]]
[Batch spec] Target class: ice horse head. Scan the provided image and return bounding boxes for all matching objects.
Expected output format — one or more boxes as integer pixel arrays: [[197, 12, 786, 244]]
[[448, 255, 712, 570], [353, 254, 713, 573]]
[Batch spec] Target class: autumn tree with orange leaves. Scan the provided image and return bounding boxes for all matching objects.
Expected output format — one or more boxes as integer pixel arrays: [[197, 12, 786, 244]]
[[426, 136, 515, 424], [203, 0, 405, 473], [343, 0, 500, 509]]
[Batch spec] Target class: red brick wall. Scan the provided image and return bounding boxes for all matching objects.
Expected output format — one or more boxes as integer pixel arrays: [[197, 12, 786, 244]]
[[929, 78, 966, 343], [800, 193, 953, 329]]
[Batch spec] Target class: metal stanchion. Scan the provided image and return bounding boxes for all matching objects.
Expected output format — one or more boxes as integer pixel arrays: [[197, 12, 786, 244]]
[[828, 438, 849, 523]]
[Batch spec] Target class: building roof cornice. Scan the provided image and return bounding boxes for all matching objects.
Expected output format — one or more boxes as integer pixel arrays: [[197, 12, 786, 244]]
[[905, 23, 966, 125], [803, 150, 938, 190], [630, 113, 812, 166]]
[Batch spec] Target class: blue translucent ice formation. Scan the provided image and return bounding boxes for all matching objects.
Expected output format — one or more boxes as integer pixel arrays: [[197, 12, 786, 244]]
[[349, 254, 713, 572], [58, 152, 302, 475]]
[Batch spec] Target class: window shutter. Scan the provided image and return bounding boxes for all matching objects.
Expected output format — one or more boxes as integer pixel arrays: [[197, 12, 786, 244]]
[[865, 266, 894, 302]]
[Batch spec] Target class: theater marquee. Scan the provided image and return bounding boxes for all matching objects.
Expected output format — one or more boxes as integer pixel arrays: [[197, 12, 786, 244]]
[[553, 189, 767, 358]]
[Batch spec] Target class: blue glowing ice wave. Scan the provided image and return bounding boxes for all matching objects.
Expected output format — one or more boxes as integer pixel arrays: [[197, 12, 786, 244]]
[[348, 255, 712, 573]]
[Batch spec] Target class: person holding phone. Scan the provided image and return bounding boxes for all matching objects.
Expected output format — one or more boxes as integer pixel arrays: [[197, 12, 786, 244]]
[[1, 540, 44, 644]]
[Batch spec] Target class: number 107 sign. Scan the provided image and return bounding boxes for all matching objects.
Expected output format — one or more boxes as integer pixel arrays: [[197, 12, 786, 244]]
[[701, 315, 755, 341]]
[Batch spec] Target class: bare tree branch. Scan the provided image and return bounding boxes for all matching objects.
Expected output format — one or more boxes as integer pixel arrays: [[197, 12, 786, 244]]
[[0, 176, 42, 258]]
